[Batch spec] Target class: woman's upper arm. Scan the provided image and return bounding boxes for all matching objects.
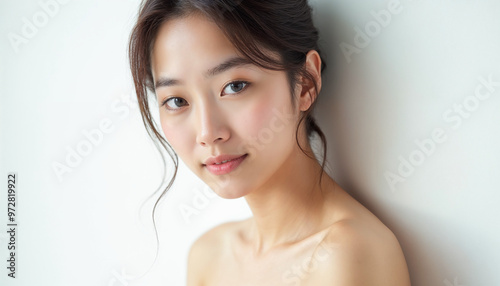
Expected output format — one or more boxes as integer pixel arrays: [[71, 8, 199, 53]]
[[186, 223, 228, 286], [186, 236, 208, 286], [310, 221, 411, 286]]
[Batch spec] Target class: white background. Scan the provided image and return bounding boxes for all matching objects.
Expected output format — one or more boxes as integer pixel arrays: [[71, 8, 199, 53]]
[[0, 0, 499, 285]]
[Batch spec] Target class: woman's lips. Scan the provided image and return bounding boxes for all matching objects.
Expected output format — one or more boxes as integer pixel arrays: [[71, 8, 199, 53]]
[[204, 154, 248, 175]]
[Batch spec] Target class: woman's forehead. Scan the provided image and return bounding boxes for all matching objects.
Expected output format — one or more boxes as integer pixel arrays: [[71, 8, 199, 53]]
[[151, 14, 238, 69]]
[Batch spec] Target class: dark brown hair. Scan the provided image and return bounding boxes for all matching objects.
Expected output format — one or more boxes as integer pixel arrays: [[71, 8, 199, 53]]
[[128, 0, 328, 256]]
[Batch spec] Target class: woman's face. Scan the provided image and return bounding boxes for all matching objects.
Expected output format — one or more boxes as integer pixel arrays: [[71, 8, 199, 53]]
[[151, 14, 305, 199]]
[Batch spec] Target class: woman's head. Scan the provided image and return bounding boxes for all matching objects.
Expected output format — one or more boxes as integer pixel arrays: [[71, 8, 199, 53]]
[[129, 0, 328, 200]]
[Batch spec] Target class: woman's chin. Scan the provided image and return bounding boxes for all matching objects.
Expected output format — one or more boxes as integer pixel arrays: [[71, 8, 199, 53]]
[[210, 184, 250, 200]]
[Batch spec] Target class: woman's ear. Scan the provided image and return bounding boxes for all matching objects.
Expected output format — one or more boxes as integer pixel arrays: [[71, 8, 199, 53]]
[[298, 50, 322, 112]]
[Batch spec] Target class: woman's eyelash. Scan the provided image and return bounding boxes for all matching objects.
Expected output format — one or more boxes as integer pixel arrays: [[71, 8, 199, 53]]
[[161, 97, 171, 107], [160, 80, 251, 111], [222, 80, 250, 95]]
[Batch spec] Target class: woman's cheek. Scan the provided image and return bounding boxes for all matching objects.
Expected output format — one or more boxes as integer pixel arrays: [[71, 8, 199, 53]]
[[237, 97, 278, 151], [161, 121, 190, 156]]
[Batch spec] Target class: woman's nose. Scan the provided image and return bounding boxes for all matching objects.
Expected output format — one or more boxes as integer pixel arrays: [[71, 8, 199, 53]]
[[195, 103, 230, 147]]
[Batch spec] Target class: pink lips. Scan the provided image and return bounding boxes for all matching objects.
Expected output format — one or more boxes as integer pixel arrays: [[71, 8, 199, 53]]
[[203, 154, 248, 175]]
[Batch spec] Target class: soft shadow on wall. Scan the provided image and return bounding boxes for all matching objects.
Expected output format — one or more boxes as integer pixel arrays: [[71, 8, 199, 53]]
[[311, 0, 500, 285]]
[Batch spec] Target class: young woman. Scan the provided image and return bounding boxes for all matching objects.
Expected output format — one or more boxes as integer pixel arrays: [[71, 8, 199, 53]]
[[129, 0, 411, 285]]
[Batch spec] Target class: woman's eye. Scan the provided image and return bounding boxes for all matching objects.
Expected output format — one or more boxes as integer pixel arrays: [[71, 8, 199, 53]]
[[222, 81, 249, 95], [161, 82, 249, 111], [163, 97, 188, 111]]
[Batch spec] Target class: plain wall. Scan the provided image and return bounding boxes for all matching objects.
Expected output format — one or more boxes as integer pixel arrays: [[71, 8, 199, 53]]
[[312, 0, 500, 285], [0, 0, 498, 285]]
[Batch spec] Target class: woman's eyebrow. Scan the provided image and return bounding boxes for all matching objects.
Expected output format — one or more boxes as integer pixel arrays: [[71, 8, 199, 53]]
[[204, 56, 254, 78], [154, 56, 254, 89]]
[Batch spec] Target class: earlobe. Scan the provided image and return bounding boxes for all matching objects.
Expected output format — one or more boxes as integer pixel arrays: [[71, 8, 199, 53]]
[[299, 50, 322, 112]]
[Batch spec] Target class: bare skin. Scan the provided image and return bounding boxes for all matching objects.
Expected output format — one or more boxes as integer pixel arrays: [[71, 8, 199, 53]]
[[187, 171, 411, 286], [150, 12, 411, 286]]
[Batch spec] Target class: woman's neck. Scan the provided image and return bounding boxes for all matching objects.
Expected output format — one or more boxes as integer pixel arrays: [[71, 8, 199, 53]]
[[243, 146, 337, 256]]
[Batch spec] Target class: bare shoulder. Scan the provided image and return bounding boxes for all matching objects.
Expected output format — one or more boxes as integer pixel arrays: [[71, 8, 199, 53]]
[[308, 213, 411, 285], [186, 220, 245, 286]]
